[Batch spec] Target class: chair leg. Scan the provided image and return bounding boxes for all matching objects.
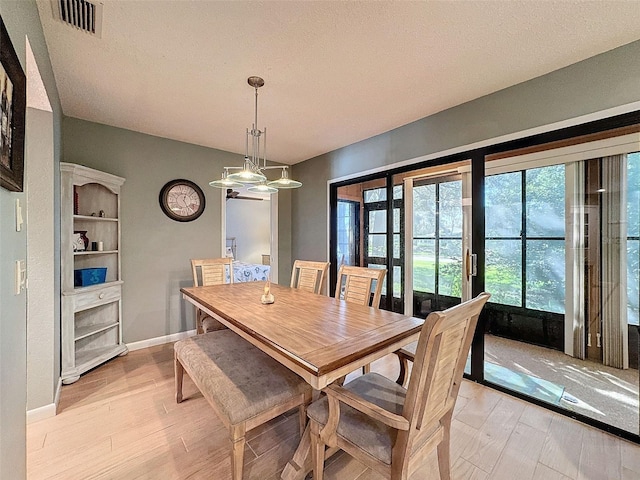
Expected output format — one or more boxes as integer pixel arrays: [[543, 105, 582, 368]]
[[230, 427, 246, 480], [396, 353, 409, 387], [310, 421, 325, 480], [298, 404, 307, 437], [195, 307, 203, 334], [174, 353, 184, 403], [436, 414, 452, 480]]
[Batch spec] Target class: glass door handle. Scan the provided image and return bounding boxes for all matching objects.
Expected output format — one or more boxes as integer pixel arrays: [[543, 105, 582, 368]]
[[465, 249, 477, 280]]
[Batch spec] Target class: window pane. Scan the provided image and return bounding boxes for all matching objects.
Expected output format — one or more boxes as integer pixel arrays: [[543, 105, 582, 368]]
[[368, 234, 386, 257], [439, 239, 462, 297], [393, 185, 403, 200], [364, 188, 386, 203], [486, 239, 522, 306], [628, 152, 640, 237], [628, 239, 639, 326], [367, 264, 387, 296], [393, 266, 401, 298], [413, 184, 435, 237], [628, 152, 639, 326], [368, 210, 386, 233], [393, 208, 400, 233], [526, 240, 565, 313], [439, 181, 462, 237], [486, 172, 521, 238], [526, 165, 565, 237], [393, 234, 400, 259], [337, 201, 356, 266], [413, 239, 435, 293]]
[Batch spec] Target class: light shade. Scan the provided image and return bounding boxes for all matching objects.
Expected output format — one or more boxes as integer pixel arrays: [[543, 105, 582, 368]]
[[226, 157, 267, 184], [209, 171, 244, 189], [267, 168, 302, 189], [247, 183, 279, 194], [227, 169, 266, 184]]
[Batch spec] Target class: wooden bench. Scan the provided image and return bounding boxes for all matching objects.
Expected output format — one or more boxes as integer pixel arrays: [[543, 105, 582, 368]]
[[175, 330, 313, 479]]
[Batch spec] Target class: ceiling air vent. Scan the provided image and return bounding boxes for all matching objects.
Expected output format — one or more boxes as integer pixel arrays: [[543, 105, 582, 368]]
[[51, 0, 103, 38]]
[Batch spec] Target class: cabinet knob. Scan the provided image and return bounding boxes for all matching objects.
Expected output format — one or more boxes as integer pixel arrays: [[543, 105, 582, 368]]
[[99, 292, 105, 299]]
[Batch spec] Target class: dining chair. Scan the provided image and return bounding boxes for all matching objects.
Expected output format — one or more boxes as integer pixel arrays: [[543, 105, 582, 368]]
[[335, 265, 387, 373], [290, 260, 330, 295], [394, 301, 480, 388], [191, 257, 233, 333], [175, 330, 313, 480], [307, 292, 490, 480], [334, 265, 386, 308]]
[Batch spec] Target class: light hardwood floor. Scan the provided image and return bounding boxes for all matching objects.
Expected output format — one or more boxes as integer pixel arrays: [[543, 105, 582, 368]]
[[28, 343, 640, 480]]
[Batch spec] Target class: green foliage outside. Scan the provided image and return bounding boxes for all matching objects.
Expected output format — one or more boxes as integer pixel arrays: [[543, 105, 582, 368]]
[[413, 255, 462, 297]]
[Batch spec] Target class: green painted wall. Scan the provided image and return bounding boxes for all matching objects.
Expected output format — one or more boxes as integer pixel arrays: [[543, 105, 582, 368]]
[[0, 0, 62, 477], [62, 118, 293, 342], [291, 40, 640, 264], [63, 118, 240, 342]]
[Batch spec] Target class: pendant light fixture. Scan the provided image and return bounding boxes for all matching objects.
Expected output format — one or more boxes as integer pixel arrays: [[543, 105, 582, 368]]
[[209, 76, 302, 192]]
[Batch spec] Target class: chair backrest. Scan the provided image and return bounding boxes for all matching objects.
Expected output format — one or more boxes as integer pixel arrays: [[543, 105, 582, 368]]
[[290, 260, 330, 295], [399, 293, 490, 459], [334, 265, 386, 308], [191, 258, 233, 287]]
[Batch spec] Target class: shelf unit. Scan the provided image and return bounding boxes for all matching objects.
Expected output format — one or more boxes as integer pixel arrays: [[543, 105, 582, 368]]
[[60, 163, 127, 384]]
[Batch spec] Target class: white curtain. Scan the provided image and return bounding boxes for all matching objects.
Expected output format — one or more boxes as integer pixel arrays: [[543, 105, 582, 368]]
[[601, 154, 629, 369], [565, 161, 586, 359]]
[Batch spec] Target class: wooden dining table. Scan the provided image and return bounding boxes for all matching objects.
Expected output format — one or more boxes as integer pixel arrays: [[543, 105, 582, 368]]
[[181, 281, 424, 480]]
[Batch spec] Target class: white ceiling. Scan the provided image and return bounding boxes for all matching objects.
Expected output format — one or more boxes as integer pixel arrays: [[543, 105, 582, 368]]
[[37, 1, 640, 165]]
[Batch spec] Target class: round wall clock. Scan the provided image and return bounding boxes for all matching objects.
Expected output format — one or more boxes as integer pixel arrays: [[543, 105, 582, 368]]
[[159, 179, 206, 222]]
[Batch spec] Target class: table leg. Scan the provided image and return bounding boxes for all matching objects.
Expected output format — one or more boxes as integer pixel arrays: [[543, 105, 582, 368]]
[[281, 423, 341, 480], [281, 423, 312, 480]]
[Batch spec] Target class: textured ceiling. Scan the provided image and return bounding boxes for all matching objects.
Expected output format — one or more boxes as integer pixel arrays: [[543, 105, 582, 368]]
[[37, 1, 640, 164]]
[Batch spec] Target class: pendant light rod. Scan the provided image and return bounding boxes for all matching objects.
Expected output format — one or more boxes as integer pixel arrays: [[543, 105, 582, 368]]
[[254, 80, 259, 132]]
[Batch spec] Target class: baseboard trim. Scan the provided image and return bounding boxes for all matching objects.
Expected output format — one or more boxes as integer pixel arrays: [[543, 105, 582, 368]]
[[126, 330, 196, 352], [26, 378, 62, 423]]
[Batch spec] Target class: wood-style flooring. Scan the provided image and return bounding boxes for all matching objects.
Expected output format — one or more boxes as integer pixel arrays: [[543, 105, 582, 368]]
[[27, 343, 640, 480]]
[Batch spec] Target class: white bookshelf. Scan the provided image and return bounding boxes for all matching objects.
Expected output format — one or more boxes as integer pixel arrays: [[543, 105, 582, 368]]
[[60, 163, 127, 384]]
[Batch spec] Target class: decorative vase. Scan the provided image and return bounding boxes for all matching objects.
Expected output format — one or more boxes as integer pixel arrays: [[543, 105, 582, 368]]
[[73, 230, 89, 251]]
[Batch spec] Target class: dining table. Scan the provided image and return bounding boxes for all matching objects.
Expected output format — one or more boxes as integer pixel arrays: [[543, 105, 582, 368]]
[[181, 281, 424, 480]]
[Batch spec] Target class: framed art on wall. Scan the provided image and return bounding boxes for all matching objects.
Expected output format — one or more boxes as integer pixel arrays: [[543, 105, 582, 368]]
[[0, 15, 26, 192]]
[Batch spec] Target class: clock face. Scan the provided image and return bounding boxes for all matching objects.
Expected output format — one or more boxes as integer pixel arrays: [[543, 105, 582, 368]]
[[159, 179, 206, 222]]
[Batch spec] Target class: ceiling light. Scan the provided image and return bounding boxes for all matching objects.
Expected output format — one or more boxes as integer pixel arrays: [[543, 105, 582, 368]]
[[209, 169, 245, 188], [267, 167, 303, 189], [247, 183, 279, 194], [210, 76, 302, 193]]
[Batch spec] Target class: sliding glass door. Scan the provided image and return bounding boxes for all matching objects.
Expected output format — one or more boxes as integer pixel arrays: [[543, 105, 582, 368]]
[[402, 165, 473, 318], [484, 165, 566, 350], [483, 149, 639, 435]]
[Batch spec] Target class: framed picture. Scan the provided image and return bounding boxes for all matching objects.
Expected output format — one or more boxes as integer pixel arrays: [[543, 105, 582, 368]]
[[0, 15, 26, 192]]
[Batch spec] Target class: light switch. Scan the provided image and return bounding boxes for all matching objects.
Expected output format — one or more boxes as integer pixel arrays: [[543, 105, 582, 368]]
[[15, 260, 26, 295], [16, 199, 23, 231]]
